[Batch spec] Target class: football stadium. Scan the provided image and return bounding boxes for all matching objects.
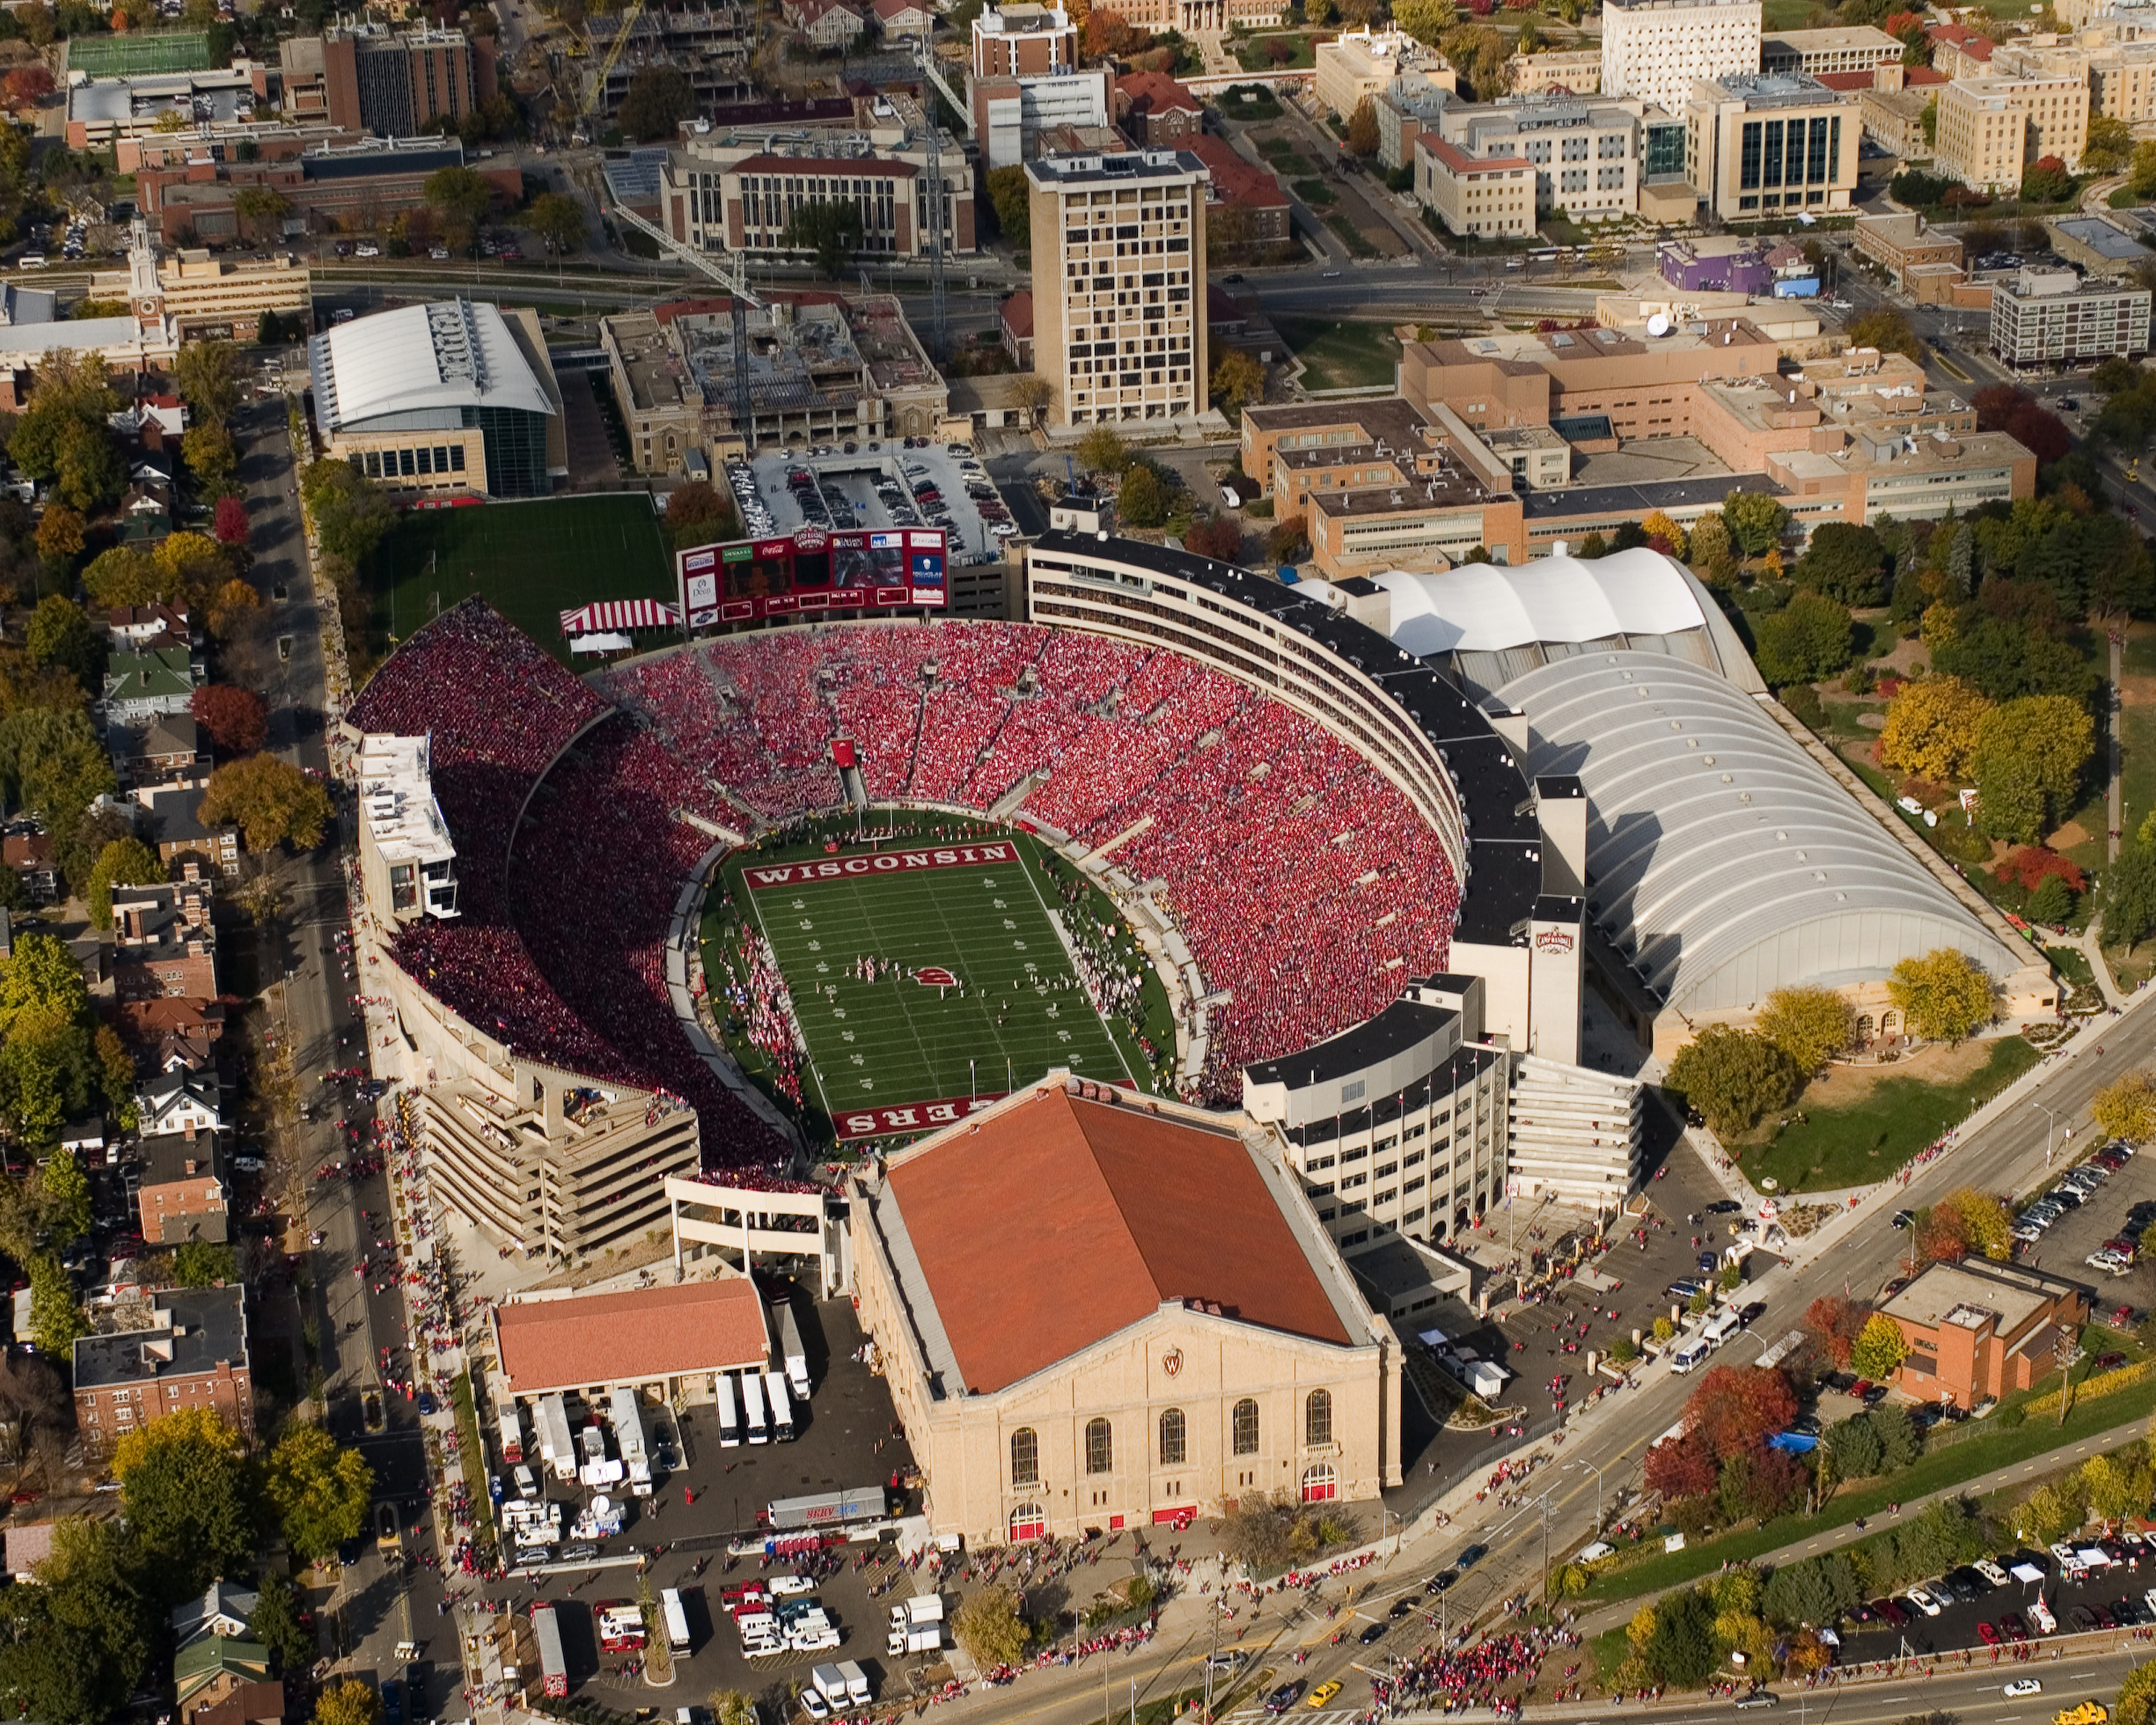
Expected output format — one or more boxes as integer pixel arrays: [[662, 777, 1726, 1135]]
[[346, 531, 2052, 1282]]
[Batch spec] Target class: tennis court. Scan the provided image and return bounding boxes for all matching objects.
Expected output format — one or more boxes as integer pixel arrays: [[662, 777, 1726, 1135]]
[[67, 32, 213, 74]]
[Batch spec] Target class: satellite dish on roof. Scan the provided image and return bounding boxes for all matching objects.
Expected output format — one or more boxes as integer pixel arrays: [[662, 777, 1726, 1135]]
[[1646, 312, 1672, 337]]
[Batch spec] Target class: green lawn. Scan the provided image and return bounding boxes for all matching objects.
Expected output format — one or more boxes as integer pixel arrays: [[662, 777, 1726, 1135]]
[[361, 494, 674, 665], [1737, 1036, 2040, 1194], [1219, 83, 1283, 120], [1233, 31, 1320, 69], [1272, 315, 1400, 390], [703, 824, 1162, 1143], [1760, 0, 1818, 24], [1292, 177, 1335, 206]]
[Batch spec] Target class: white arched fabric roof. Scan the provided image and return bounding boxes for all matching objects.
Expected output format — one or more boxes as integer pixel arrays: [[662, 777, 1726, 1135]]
[[1376, 548, 1707, 657], [311, 298, 555, 431], [1499, 652, 2024, 1015]]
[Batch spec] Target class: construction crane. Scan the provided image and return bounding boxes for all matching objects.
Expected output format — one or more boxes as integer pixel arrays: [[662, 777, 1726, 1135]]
[[605, 198, 759, 449], [579, 0, 647, 121]]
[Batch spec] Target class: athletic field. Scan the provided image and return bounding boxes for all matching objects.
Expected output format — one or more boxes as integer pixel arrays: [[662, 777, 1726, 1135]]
[[364, 495, 674, 663], [708, 827, 1158, 1141]]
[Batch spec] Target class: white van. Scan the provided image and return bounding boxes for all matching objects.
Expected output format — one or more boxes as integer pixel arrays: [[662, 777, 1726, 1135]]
[[1671, 1337, 1712, 1374], [1702, 1310, 1741, 1349]]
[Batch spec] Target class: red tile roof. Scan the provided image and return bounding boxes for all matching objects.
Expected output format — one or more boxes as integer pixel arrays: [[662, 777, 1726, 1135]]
[[873, 0, 927, 17], [1815, 70, 1875, 90], [885, 1085, 1354, 1394], [1905, 65, 1947, 83], [1418, 133, 1532, 176], [495, 1278, 770, 1398], [1186, 134, 1288, 208], [1116, 68, 1201, 117], [1000, 289, 1034, 339]]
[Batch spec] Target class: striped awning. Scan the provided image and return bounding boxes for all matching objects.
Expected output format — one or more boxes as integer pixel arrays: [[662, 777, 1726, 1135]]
[[560, 598, 681, 634]]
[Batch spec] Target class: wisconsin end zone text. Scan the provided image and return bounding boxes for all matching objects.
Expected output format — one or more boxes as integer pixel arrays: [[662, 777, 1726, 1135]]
[[743, 840, 1020, 890]]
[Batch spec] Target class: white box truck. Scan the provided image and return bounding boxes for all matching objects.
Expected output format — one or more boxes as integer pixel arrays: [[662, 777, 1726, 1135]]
[[764, 1370, 794, 1442], [811, 1665, 849, 1706], [612, 1386, 654, 1497], [836, 1661, 871, 1706], [887, 1624, 941, 1657], [777, 1302, 811, 1401], [890, 1595, 943, 1628], [535, 1395, 576, 1482], [661, 1587, 691, 1654]]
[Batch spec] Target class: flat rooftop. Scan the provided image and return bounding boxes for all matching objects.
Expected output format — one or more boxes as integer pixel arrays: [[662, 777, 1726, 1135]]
[[1245, 993, 1456, 1090], [1774, 428, 2030, 482], [1024, 148, 1205, 187], [1519, 473, 1778, 518], [1880, 1258, 2080, 1336]]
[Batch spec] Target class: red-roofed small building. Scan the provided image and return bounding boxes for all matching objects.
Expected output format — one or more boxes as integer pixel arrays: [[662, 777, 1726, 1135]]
[[1926, 22, 1994, 78], [492, 1276, 771, 1404], [1000, 289, 1034, 367], [1115, 69, 1202, 144], [1414, 133, 1535, 239], [1185, 134, 1290, 245], [851, 1077, 1403, 1542], [873, 0, 935, 36]]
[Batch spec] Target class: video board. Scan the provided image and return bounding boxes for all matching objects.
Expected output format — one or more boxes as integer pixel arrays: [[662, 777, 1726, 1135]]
[[677, 527, 947, 628]]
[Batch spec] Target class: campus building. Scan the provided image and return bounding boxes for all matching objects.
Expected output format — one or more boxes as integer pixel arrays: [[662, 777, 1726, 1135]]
[[280, 25, 498, 137], [74, 1286, 253, 1458], [1414, 135, 1536, 238], [972, 68, 1114, 169], [1989, 266, 2154, 367], [1508, 47, 1603, 94], [1315, 28, 1454, 121], [355, 733, 460, 926], [491, 1277, 770, 1405], [1759, 25, 1904, 74], [1935, 68, 2089, 188], [132, 138, 521, 247], [1879, 1259, 2090, 1407], [1599, 0, 1763, 120], [1682, 73, 1858, 221], [851, 1078, 1407, 1542], [1025, 149, 1208, 427], [89, 250, 310, 340], [308, 298, 566, 497], [1432, 94, 1651, 224], [972, 1, 1079, 75]]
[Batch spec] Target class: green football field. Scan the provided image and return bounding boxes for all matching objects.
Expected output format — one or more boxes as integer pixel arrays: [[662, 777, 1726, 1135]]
[[711, 829, 1156, 1139], [364, 495, 674, 663]]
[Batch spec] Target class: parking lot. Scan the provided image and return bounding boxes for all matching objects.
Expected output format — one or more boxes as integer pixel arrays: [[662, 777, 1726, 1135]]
[[483, 1285, 941, 1715], [1841, 1541, 2156, 1664], [729, 445, 1016, 567], [2007, 1140, 2155, 1315]]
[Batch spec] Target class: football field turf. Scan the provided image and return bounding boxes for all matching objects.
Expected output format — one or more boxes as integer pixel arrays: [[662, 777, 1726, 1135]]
[[733, 836, 1143, 1136], [364, 495, 674, 663]]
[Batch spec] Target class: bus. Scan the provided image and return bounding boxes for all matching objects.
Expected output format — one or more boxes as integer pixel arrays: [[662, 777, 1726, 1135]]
[[741, 1370, 769, 1445], [661, 1588, 692, 1655], [715, 1371, 741, 1448], [764, 1371, 795, 1442]]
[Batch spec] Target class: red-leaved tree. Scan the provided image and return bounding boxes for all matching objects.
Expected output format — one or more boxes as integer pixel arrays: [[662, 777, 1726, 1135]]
[[213, 495, 250, 547], [1184, 516, 1243, 561], [1643, 1431, 1718, 1501], [192, 684, 269, 755], [1972, 385, 2071, 466], [1994, 846, 2086, 894], [3, 66, 55, 110], [1682, 1365, 1798, 1461], [1803, 1295, 1868, 1368]]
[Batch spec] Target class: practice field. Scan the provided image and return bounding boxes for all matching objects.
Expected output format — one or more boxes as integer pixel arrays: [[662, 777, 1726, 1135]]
[[713, 832, 1152, 1140], [363, 495, 674, 664]]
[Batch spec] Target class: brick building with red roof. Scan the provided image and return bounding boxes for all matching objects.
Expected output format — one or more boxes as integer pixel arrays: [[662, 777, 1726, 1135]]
[[851, 1077, 1403, 1543], [1185, 135, 1291, 244], [491, 1276, 771, 1403], [1115, 70, 1204, 144]]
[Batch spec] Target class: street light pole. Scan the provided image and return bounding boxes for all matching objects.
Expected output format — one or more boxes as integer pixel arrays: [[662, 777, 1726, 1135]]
[[2033, 1098, 2062, 1166], [1566, 1458, 1606, 1536]]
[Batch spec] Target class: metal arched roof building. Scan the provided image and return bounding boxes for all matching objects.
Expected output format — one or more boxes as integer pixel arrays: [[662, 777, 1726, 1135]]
[[1498, 652, 2025, 1016]]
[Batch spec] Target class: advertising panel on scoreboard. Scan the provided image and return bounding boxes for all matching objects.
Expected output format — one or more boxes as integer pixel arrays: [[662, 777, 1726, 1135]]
[[678, 527, 947, 626]]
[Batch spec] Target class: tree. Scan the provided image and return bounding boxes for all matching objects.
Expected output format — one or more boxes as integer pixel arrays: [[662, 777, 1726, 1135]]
[[1344, 95, 1379, 156], [1846, 306, 1924, 361], [2083, 1450, 2152, 1530], [181, 420, 237, 497], [1392, 0, 1449, 41], [1795, 522, 1888, 606], [2095, 1071, 2156, 1142], [1971, 693, 2094, 843], [951, 1583, 1027, 1668], [265, 1424, 375, 1561], [778, 199, 864, 279], [191, 685, 269, 755], [2017, 1477, 2087, 1546], [1722, 491, 1790, 556], [1762, 1552, 1863, 1628], [1664, 1025, 1799, 1137], [1689, 511, 1731, 574], [170, 1240, 236, 1288], [422, 165, 493, 251], [665, 481, 739, 552], [1077, 428, 1128, 475], [173, 340, 242, 427], [1643, 1430, 1718, 1500], [1083, 6, 1133, 54], [2106, 843, 2156, 954], [300, 461, 395, 566], [1184, 516, 1242, 561], [1640, 509, 1687, 559], [32, 505, 81, 571], [1924, 1187, 2011, 1261], [24, 596, 99, 693], [248, 1572, 313, 1673], [1754, 590, 1853, 687], [207, 578, 261, 641], [37, 1150, 88, 1248], [1886, 947, 1995, 1042], [1683, 1364, 1798, 1461], [314, 1679, 382, 1725], [0, 1516, 149, 1723], [84, 837, 162, 933], [528, 190, 588, 256], [1878, 676, 1992, 784], [200, 754, 333, 853], [986, 166, 1030, 239], [707, 1694, 760, 1725], [1850, 1311, 1912, 1381], [1644, 1588, 1717, 1688], [1013, 375, 1055, 424], [1756, 985, 1854, 1072], [2022, 156, 2073, 204], [114, 1407, 254, 1592], [24, 1252, 79, 1359], [2029, 872, 2075, 924], [1823, 1409, 1885, 1477], [1117, 464, 1170, 529], [618, 65, 693, 140], [1804, 1295, 1868, 1368], [0, 708, 115, 856], [1210, 349, 1265, 414], [1934, 612, 2098, 704], [212, 495, 249, 548], [1, 67, 52, 113]]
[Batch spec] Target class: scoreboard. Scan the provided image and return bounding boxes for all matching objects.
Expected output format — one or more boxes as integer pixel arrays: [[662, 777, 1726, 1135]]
[[677, 526, 948, 628]]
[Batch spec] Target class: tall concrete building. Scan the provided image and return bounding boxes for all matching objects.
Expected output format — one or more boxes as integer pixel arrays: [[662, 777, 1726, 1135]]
[[1935, 67, 2088, 188], [1600, 0, 1762, 121], [1990, 267, 2153, 367], [1683, 72, 1857, 220], [1025, 149, 1208, 428], [972, 1, 1079, 76]]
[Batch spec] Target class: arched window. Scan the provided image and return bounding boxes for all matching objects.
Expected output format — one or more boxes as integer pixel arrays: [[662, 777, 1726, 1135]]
[[1306, 1388, 1333, 1448], [1009, 1501, 1045, 1541], [1301, 1463, 1337, 1503], [1085, 1417, 1113, 1475], [1158, 1407, 1186, 1468], [1232, 1398, 1259, 1456], [1011, 1427, 1038, 1486]]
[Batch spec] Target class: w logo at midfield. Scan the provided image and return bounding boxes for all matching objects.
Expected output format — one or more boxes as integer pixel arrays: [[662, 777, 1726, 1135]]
[[917, 966, 959, 988]]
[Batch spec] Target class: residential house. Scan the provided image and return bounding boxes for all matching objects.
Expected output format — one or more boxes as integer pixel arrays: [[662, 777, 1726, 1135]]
[[192, 1683, 284, 1725], [138, 1069, 221, 1140], [1000, 290, 1034, 367], [784, 0, 865, 47], [103, 646, 198, 723], [108, 712, 207, 789], [136, 1131, 227, 1243], [117, 994, 226, 1065], [2, 829, 56, 903], [106, 604, 192, 652], [173, 1637, 271, 1725], [4, 1519, 53, 1581], [73, 1285, 254, 1456], [144, 787, 241, 876], [112, 876, 218, 1003], [174, 1583, 260, 1651]]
